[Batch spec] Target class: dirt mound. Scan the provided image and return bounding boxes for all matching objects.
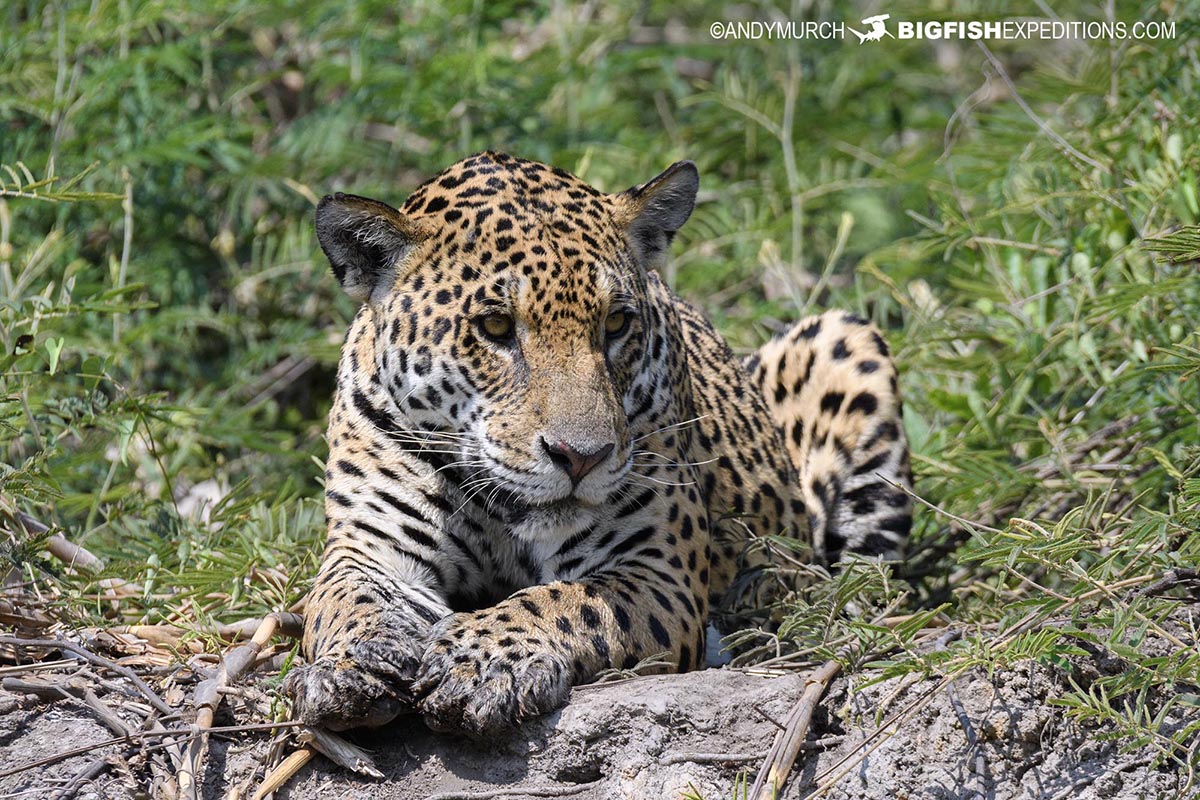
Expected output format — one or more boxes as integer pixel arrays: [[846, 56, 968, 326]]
[[2, 659, 1190, 799]]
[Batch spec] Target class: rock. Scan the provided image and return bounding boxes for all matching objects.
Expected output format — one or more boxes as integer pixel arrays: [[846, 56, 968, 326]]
[[255, 668, 807, 799], [1, 662, 1192, 799]]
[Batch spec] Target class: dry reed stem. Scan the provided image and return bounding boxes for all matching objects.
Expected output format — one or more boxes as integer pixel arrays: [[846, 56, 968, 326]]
[[177, 614, 282, 799], [748, 659, 842, 800], [251, 747, 315, 800]]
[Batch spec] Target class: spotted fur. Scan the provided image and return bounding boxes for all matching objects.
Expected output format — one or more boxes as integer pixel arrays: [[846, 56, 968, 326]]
[[285, 152, 912, 735]]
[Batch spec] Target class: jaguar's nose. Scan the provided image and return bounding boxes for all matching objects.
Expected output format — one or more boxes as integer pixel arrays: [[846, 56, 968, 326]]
[[541, 438, 615, 484]]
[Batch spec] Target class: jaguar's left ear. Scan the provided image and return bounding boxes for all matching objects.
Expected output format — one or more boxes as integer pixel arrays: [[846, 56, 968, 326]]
[[616, 161, 699, 270]]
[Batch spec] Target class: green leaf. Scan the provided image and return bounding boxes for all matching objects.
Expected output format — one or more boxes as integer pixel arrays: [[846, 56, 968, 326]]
[[44, 337, 64, 375]]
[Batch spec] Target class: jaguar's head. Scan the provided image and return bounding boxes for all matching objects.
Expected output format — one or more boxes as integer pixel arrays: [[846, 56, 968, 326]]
[[315, 152, 697, 540]]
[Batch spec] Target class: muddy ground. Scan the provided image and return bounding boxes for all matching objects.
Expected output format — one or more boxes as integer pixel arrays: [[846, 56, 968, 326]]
[[1, 657, 1192, 800]]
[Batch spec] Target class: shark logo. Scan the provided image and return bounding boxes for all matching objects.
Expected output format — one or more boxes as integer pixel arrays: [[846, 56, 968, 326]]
[[849, 13, 893, 43]]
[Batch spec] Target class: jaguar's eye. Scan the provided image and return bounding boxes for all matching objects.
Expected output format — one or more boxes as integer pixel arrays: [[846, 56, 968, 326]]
[[478, 313, 515, 342], [604, 310, 631, 340]]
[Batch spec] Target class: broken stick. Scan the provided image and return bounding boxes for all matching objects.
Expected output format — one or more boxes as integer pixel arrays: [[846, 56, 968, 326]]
[[748, 658, 842, 800], [178, 613, 285, 800]]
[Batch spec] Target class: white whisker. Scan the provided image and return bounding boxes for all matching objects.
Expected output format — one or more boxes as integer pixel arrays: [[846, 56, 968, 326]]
[[434, 459, 489, 475], [633, 414, 710, 443], [633, 449, 719, 469], [452, 475, 495, 517], [629, 471, 698, 488]]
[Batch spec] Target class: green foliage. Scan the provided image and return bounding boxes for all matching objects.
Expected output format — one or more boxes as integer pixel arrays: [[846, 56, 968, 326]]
[[1, 0, 1199, 776], [1145, 225, 1200, 262]]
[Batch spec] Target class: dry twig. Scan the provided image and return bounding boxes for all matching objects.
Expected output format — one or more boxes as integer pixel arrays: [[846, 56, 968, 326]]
[[249, 727, 383, 797], [1133, 568, 1200, 600], [748, 659, 842, 800], [4, 510, 144, 597], [298, 728, 383, 777], [2, 675, 130, 738], [112, 612, 302, 652], [662, 737, 844, 766], [0, 635, 174, 715], [252, 747, 315, 800], [178, 614, 287, 799], [428, 782, 602, 800]]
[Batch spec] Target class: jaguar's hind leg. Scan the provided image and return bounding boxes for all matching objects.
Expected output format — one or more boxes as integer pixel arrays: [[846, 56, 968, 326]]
[[745, 311, 913, 562]]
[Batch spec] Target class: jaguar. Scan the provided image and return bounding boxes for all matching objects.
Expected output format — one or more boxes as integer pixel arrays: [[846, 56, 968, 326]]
[[284, 151, 912, 735]]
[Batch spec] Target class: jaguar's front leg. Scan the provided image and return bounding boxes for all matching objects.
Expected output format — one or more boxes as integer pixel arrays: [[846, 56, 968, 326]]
[[414, 567, 706, 736], [287, 549, 450, 730], [286, 443, 454, 729]]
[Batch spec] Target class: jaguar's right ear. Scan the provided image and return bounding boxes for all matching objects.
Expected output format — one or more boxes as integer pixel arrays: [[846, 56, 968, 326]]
[[614, 161, 699, 271], [315, 193, 428, 304]]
